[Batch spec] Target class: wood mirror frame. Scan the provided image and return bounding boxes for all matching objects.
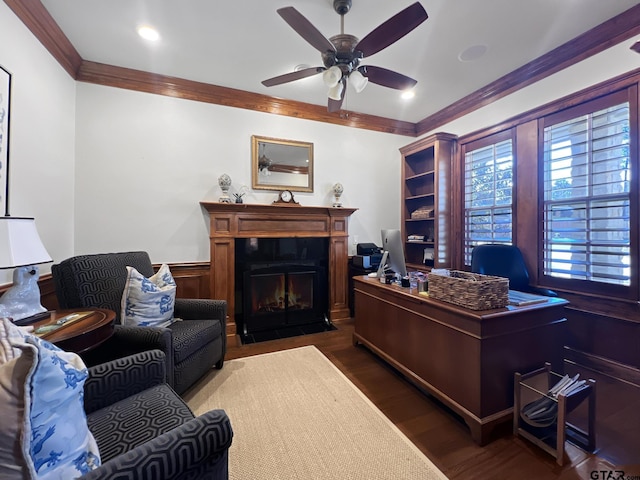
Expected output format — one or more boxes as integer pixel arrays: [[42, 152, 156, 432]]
[[251, 135, 314, 192]]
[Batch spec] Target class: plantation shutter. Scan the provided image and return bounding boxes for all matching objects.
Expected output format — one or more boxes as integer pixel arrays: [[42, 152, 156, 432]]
[[542, 101, 630, 286], [463, 138, 514, 265]]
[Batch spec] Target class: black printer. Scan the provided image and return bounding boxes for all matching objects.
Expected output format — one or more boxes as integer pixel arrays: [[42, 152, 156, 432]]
[[354, 243, 383, 268]]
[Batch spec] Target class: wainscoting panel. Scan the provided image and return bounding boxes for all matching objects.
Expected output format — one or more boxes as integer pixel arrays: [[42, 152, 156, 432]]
[[161, 262, 211, 299], [0, 261, 217, 325], [39, 275, 59, 311], [565, 307, 640, 370]]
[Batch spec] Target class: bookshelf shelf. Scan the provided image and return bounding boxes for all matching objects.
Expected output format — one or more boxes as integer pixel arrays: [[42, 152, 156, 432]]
[[405, 171, 435, 182]]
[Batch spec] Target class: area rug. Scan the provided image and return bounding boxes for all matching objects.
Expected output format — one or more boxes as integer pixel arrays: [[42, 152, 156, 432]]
[[185, 345, 448, 480]]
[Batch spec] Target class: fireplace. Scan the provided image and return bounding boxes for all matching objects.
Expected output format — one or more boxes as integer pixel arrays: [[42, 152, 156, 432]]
[[236, 237, 328, 337], [200, 202, 357, 339]]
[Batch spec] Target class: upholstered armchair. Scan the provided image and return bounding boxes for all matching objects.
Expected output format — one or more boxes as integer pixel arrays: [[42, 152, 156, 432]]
[[82, 350, 233, 479], [52, 251, 227, 395]]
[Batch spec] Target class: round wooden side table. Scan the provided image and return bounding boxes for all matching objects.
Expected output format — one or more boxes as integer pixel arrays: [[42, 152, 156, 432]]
[[30, 308, 116, 354]]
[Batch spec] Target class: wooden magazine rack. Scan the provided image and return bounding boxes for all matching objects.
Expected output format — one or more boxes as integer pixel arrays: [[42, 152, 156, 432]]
[[514, 363, 596, 465]]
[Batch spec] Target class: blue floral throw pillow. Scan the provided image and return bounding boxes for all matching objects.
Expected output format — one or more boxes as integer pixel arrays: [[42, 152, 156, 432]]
[[0, 318, 101, 479], [121, 263, 177, 328]]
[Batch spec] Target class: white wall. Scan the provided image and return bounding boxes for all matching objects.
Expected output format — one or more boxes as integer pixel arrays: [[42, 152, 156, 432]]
[[0, 2, 76, 284], [74, 83, 408, 262]]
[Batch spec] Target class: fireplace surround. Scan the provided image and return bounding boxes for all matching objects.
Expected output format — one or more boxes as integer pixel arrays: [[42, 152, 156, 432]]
[[200, 202, 357, 337]]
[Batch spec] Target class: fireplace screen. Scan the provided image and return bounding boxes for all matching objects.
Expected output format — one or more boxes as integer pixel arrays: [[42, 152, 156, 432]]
[[243, 266, 324, 334], [236, 237, 329, 337]]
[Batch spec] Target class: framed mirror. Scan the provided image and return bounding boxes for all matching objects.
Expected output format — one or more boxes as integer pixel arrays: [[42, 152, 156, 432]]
[[252, 135, 314, 192]]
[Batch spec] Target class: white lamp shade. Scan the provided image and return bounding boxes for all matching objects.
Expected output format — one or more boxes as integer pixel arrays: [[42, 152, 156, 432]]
[[349, 70, 368, 93], [322, 66, 342, 88], [0, 217, 52, 269], [327, 81, 344, 101]]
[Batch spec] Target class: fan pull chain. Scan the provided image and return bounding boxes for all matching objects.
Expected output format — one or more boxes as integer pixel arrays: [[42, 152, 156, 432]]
[[340, 87, 349, 119]]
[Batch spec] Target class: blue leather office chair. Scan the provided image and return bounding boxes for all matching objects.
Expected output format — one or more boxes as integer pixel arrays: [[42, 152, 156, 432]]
[[470, 244, 557, 296]]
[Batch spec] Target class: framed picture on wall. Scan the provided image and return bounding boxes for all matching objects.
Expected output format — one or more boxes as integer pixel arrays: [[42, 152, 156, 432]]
[[0, 65, 11, 216]]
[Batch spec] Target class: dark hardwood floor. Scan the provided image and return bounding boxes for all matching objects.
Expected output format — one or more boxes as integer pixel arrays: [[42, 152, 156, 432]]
[[224, 319, 640, 480]]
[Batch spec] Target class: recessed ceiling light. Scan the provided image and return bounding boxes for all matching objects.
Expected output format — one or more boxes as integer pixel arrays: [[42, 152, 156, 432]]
[[294, 64, 312, 72], [401, 89, 415, 100], [137, 25, 160, 42], [458, 44, 488, 62]]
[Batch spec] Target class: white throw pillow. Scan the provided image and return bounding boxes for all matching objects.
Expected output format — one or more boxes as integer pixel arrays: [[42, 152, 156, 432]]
[[121, 263, 176, 328], [0, 318, 101, 479]]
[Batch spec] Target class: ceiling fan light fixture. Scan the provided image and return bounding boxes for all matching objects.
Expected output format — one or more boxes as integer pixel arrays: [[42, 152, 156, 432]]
[[328, 81, 344, 100], [401, 89, 415, 100], [263, 2, 429, 112], [349, 70, 368, 93], [323, 66, 342, 88]]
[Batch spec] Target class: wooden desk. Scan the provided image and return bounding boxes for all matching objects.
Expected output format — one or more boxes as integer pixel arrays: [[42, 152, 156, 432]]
[[32, 309, 116, 354], [353, 276, 568, 445]]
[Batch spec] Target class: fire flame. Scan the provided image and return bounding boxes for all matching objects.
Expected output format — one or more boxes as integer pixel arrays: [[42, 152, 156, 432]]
[[252, 273, 312, 312]]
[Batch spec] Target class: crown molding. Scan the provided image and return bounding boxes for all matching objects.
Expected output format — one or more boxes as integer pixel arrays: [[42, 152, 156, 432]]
[[75, 61, 417, 136], [6, 0, 640, 137], [4, 0, 81, 77], [415, 3, 640, 136]]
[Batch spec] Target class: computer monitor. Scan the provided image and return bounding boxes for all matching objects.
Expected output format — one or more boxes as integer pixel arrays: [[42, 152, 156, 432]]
[[381, 229, 408, 278]]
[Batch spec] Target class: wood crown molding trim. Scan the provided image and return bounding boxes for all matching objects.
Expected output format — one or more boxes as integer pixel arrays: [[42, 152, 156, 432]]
[[415, 4, 640, 136], [4, 0, 82, 78], [76, 61, 417, 136], [6, 0, 639, 136]]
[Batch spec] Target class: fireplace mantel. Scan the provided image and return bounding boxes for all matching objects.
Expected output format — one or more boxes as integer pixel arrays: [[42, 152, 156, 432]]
[[200, 202, 358, 332]]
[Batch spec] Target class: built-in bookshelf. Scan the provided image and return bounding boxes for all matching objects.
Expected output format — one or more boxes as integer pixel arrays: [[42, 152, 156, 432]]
[[400, 132, 456, 271]]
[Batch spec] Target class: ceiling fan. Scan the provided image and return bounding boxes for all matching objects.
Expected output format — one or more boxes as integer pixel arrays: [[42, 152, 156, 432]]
[[261, 0, 428, 113]]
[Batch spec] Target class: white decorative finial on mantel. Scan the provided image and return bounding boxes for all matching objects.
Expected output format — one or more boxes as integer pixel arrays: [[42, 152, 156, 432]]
[[332, 182, 344, 208], [218, 174, 232, 203]]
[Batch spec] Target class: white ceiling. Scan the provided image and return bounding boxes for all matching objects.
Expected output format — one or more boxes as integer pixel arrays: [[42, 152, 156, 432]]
[[40, 0, 640, 123]]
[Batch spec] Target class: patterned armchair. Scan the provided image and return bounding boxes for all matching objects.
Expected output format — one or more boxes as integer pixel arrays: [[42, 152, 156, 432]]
[[52, 251, 227, 395], [81, 350, 233, 479]]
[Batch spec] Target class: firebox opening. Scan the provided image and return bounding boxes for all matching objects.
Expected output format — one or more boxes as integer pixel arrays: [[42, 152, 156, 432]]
[[235, 237, 330, 343]]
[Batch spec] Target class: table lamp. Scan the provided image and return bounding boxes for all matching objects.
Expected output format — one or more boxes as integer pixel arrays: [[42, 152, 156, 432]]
[[0, 217, 52, 321]]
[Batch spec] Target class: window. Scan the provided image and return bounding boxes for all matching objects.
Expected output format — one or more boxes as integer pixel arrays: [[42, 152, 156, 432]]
[[463, 132, 514, 265], [542, 92, 632, 291]]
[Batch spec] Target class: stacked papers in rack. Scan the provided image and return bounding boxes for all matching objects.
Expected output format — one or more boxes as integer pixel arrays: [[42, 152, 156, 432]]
[[521, 374, 587, 426]]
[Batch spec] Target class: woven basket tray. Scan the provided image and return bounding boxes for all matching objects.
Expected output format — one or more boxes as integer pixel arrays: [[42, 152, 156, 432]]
[[428, 270, 509, 310]]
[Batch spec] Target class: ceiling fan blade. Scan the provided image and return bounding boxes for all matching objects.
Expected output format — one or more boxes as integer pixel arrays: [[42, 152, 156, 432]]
[[262, 67, 324, 87], [355, 2, 428, 58], [328, 80, 346, 113], [277, 7, 337, 54], [359, 66, 417, 90]]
